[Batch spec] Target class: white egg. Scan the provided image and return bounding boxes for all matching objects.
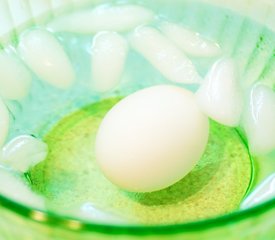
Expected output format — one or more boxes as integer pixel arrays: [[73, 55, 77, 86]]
[[96, 85, 209, 192], [242, 85, 275, 155], [48, 5, 155, 34], [18, 29, 75, 89], [1, 135, 48, 172], [129, 26, 201, 84], [91, 32, 128, 92], [196, 58, 243, 127], [160, 22, 221, 58]]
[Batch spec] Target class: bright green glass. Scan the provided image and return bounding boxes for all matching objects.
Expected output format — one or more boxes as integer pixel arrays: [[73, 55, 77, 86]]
[[0, 0, 274, 239]]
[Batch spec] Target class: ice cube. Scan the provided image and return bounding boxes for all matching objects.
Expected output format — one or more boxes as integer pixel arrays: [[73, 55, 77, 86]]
[[18, 29, 75, 89], [91, 32, 128, 92], [0, 99, 9, 147], [129, 26, 201, 84], [241, 174, 275, 209], [242, 85, 275, 155], [0, 166, 45, 209], [0, 51, 32, 100], [160, 22, 221, 58], [48, 4, 155, 34], [1, 135, 48, 172], [196, 58, 243, 127]]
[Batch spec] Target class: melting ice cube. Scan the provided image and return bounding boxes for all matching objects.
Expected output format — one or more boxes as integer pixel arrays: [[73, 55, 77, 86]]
[[1, 135, 48, 173]]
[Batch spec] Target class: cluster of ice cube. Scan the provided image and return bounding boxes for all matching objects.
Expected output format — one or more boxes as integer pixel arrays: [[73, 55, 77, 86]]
[[47, 4, 275, 157], [0, 3, 274, 211]]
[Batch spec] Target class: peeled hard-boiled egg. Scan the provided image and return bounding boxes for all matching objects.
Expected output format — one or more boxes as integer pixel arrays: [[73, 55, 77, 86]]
[[95, 85, 209, 192]]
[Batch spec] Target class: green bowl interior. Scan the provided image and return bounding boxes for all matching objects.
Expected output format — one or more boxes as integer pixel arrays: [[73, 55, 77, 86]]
[[0, 0, 274, 235]]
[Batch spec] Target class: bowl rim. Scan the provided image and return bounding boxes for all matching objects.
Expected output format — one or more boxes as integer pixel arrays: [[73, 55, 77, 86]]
[[0, 192, 274, 235], [0, 0, 274, 235]]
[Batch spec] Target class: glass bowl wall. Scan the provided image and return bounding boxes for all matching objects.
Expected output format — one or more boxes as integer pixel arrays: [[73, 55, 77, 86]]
[[0, 0, 274, 239]]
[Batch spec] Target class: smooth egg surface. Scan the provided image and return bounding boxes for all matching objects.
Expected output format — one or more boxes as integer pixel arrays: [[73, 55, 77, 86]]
[[96, 85, 209, 192]]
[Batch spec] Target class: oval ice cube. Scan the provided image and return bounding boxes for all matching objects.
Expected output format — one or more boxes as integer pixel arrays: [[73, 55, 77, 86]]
[[0, 167, 45, 209], [196, 58, 243, 127], [129, 26, 201, 84], [0, 1, 13, 44], [0, 52, 32, 100], [241, 174, 275, 209], [65, 202, 128, 224], [18, 29, 75, 89], [1, 135, 48, 172], [242, 85, 275, 155], [0, 99, 9, 147], [8, 0, 31, 28], [91, 32, 128, 92], [51, 0, 67, 10], [48, 4, 155, 34], [160, 22, 221, 58], [29, 0, 52, 21]]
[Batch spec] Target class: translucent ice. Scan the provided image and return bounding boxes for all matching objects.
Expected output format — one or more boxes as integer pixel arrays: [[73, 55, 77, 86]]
[[0, 1, 13, 41], [129, 26, 201, 84], [91, 32, 128, 92], [8, 0, 31, 28], [196, 58, 243, 127], [241, 174, 275, 209], [1, 135, 48, 172], [0, 167, 45, 209], [160, 22, 221, 57], [18, 29, 75, 89], [69, 202, 128, 224], [29, 0, 52, 20], [242, 85, 275, 155], [48, 4, 155, 34], [0, 52, 32, 100], [0, 99, 9, 147]]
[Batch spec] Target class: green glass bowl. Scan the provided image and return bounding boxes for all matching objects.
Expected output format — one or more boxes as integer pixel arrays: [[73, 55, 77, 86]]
[[0, 0, 274, 239]]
